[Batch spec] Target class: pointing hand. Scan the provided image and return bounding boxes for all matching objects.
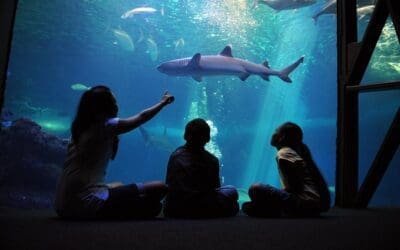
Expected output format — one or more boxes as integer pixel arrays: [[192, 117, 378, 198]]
[[161, 91, 175, 105]]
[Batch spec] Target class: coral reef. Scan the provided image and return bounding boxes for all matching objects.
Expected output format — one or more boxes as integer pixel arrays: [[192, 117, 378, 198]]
[[0, 118, 68, 208]]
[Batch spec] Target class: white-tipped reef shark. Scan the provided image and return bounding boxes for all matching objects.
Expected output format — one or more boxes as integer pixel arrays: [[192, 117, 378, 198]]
[[312, 0, 376, 23], [139, 126, 175, 153], [253, 0, 317, 11], [312, 0, 336, 22], [157, 45, 304, 83]]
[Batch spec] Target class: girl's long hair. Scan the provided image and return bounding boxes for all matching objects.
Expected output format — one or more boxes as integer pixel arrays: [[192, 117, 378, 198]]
[[71, 85, 119, 159], [279, 122, 331, 211], [297, 142, 331, 211]]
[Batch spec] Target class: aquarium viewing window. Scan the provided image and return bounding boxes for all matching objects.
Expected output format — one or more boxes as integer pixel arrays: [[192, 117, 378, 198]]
[[0, 0, 399, 209]]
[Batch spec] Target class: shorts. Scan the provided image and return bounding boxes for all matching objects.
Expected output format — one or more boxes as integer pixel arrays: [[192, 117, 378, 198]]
[[164, 185, 239, 218], [97, 183, 162, 219], [242, 184, 321, 217]]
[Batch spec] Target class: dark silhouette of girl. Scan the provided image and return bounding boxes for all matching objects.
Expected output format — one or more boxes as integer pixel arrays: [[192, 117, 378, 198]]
[[242, 122, 331, 217], [55, 86, 174, 219]]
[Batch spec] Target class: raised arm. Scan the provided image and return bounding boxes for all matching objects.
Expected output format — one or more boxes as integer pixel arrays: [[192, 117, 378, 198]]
[[115, 91, 174, 135]]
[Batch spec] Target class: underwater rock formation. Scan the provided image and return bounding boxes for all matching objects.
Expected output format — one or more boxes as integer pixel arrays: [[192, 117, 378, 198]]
[[0, 118, 68, 208]]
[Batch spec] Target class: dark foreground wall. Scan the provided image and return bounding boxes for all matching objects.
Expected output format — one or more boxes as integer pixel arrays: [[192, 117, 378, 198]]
[[0, 207, 399, 250]]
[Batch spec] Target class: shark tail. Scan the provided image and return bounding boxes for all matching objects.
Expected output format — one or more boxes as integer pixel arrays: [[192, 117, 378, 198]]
[[277, 56, 304, 83]]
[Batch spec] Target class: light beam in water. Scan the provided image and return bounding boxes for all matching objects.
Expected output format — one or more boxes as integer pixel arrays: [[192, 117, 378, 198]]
[[241, 11, 317, 188], [187, 86, 222, 160], [191, 0, 257, 41]]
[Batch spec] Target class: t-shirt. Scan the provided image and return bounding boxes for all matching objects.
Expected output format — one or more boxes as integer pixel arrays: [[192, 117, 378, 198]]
[[54, 118, 119, 217], [276, 147, 330, 211], [165, 145, 221, 207]]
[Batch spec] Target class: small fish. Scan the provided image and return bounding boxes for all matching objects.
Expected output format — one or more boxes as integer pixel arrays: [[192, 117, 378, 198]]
[[174, 38, 185, 49], [357, 5, 375, 20], [146, 37, 159, 61], [112, 29, 135, 51], [71, 83, 91, 91], [137, 28, 145, 44], [121, 7, 157, 19]]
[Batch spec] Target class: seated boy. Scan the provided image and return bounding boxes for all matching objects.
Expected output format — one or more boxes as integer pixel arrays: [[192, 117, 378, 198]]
[[164, 118, 239, 218]]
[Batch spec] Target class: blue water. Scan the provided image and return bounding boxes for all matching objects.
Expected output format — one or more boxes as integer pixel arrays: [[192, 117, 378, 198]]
[[4, 0, 400, 205]]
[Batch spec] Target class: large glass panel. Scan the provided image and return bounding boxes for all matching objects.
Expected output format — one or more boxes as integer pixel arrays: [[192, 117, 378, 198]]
[[356, 0, 400, 84], [370, 150, 400, 206], [355, 0, 400, 206], [2, 0, 337, 208], [359, 90, 400, 206], [361, 19, 400, 84]]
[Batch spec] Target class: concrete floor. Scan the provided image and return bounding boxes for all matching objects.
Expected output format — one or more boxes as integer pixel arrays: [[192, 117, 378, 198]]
[[1, 206, 399, 250]]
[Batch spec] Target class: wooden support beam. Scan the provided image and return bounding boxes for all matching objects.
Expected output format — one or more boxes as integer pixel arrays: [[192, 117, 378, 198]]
[[336, 0, 359, 207], [354, 108, 400, 208], [0, 0, 19, 112], [346, 81, 400, 93], [351, 0, 400, 208]]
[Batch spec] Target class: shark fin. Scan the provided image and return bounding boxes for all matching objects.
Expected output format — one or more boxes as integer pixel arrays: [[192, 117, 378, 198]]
[[220, 45, 233, 57], [139, 126, 150, 143], [239, 73, 250, 81], [188, 53, 201, 68], [252, 0, 259, 9], [278, 56, 304, 83], [262, 61, 270, 68], [192, 75, 202, 82], [260, 74, 270, 81]]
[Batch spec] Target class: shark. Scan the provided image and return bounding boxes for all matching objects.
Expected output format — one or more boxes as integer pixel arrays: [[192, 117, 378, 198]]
[[253, 0, 317, 11], [357, 5, 375, 20], [157, 45, 304, 83], [121, 7, 157, 19], [312, 0, 376, 22], [312, 0, 336, 22], [139, 126, 176, 153]]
